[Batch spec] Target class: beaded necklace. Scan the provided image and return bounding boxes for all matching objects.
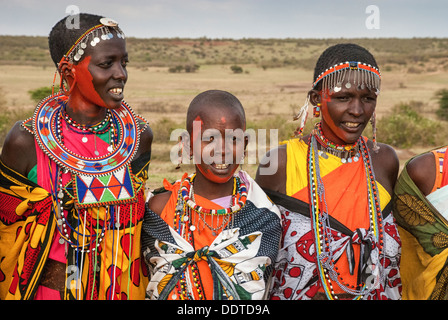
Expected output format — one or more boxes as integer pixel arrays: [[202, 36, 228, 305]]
[[171, 173, 247, 299], [61, 106, 113, 134], [180, 174, 248, 216], [313, 122, 360, 163], [54, 105, 117, 252], [307, 132, 386, 300], [33, 94, 139, 177], [31, 94, 139, 253]]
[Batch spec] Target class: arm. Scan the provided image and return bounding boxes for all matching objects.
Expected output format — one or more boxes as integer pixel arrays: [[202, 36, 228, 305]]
[[369, 141, 399, 196], [255, 144, 287, 194], [147, 191, 171, 216], [405, 151, 436, 196], [0, 121, 37, 177], [135, 122, 153, 159]]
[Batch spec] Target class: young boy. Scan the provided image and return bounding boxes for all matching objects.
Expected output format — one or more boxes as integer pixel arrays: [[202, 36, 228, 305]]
[[141, 90, 281, 300]]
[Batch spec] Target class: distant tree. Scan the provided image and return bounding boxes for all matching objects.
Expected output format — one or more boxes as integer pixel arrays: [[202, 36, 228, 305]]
[[230, 65, 243, 74], [184, 64, 200, 73], [435, 89, 448, 121], [168, 65, 184, 73]]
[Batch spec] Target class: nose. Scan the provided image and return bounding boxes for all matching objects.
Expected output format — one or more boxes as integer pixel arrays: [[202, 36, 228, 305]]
[[348, 98, 364, 117], [211, 135, 235, 163], [113, 62, 127, 82]]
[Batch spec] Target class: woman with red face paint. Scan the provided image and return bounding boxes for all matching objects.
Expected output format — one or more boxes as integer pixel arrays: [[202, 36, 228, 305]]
[[256, 43, 402, 300], [141, 90, 281, 300], [0, 13, 153, 300]]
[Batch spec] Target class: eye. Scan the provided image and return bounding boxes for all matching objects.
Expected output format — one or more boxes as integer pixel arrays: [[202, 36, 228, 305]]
[[335, 95, 350, 102], [98, 60, 113, 68], [121, 58, 129, 68], [203, 135, 214, 142], [363, 95, 377, 102]]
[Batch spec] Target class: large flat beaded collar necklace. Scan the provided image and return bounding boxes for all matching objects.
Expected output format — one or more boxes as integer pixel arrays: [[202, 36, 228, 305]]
[[30, 93, 139, 177], [24, 93, 141, 208]]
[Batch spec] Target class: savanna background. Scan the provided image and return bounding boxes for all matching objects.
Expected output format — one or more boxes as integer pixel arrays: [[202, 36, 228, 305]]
[[1, 36, 448, 190]]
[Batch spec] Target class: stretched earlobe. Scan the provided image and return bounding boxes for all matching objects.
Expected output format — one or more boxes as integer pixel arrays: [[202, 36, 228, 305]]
[[58, 61, 77, 96], [308, 89, 321, 106]]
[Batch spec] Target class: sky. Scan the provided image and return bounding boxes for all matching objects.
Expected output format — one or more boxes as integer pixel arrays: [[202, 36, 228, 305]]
[[0, 0, 447, 39]]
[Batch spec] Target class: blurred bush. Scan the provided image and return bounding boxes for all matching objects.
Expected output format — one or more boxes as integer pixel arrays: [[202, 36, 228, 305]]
[[377, 101, 447, 148], [435, 89, 448, 121]]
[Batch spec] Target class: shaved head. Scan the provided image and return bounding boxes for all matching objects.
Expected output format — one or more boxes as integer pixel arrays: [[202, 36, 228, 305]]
[[186, 90, 246, 134]]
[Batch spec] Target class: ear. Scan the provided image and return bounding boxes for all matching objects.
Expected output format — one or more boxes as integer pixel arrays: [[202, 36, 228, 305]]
[[308, 89, 321, 106], [59, 60, 76, 81], [244, 135, 249, 150]]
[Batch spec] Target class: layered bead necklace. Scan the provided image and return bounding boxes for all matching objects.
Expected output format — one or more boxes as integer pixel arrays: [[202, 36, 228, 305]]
[[307, 123, 386, 300], [59, 106, 117, 155], [54, 105, 118, 253], [313, 122, 360, 164], [171, 173, 248, 300]]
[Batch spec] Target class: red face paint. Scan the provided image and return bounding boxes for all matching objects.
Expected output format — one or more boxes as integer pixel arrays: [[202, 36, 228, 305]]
[[73, 56, 107, 108], [196, 162, 238, 184], [191, 110, 242, 185]]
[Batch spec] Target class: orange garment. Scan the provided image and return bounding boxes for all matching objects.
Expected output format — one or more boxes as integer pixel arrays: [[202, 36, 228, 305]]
[[430, 146, 448, 193], [160, 178, 230, 300]]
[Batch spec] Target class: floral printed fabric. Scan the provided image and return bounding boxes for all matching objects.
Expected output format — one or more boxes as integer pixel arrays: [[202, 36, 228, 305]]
[[267, 190, 402, 300]]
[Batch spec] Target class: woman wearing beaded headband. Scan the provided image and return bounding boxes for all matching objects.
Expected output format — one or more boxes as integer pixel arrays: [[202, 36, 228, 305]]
[[393, 143, 448, 299], [141, 90, 281, 300], [256, 43, 401, 300], [0, 13, 153, 300]]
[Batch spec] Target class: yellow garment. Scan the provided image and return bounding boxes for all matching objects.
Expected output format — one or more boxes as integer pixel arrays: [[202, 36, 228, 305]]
[[285, 138, 391, 211], [398, 226, 448, 300]]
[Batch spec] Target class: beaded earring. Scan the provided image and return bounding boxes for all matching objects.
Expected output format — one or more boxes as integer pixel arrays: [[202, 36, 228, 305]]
[[175, 136, 184, 169], [370, 111, 380, 152], [313, 103, 321, 118], [293, 96, 310, 137]]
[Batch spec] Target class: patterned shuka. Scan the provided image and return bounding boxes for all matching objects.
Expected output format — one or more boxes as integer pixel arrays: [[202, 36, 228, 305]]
[[141, 171, 282, 300], [268, 138, 402, 300], [0, 94, 151, 300], [394, 146, 448, 300]]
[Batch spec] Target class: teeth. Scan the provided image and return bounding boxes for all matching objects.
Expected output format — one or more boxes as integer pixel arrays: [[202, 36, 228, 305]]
[[344, 122, 360, 128], [110, 88, 122, 94], [214, 164, 229, 169]]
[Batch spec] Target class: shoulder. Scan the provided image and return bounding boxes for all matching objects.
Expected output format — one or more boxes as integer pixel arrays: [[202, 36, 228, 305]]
[[136, 118, 153, 157], [405, 150, 436, 196], [372, 141, 399, 169], [147, 190, 172, 216], [368, 141, 399, 193], [0, 120, 36, 176], [255, 143, 287, 194]]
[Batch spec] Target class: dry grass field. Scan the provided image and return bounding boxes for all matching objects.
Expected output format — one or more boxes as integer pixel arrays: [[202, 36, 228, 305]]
[[1, 36, 448, 189]]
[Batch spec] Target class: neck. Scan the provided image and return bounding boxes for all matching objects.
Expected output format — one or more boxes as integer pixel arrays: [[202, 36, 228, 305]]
[[314, 122, 359, 150], [66, 96, 108, 126], [192, 172, 235, 200]]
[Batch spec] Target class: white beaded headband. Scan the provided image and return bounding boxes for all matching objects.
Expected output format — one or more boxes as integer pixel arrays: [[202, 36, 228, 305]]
[[312, 61, 381, 95], [293, 61, 381, 136], [61, 17, 125, 64]]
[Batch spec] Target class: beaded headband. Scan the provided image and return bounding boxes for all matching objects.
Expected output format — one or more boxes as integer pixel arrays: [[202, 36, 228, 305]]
[[312, 61, 381, 95], [61, 17, 125, 64], [293, 61, 381, 137]]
